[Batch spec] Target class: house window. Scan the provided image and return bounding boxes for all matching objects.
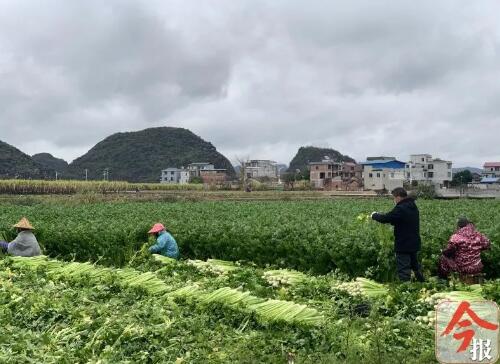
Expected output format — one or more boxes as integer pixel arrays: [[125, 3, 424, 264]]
[[428, 164, 434, 170], [369, 173, 373, 178], [424, 172, 427, 178], [428, 172, 434, 178], [496, 167, 500, 171], [327, 172, 331, 177], [328, 165, 331, 169], [407, 173, 410, 178], [448, 172, 451, 178], [391, 173, 395, 178], [421, 158, 425, 162], [376, 173, 380, 178], [320, 172, 325, 179], [315, 166, 319, 170]]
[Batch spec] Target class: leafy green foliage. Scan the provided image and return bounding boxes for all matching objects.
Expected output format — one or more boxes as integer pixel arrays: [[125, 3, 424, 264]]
[[67, 127, 236, 182], [451, 170, 473, 187], [288, 146, 355, 173], [32, 153, 68, 174], [0, 140, 52, 179], [0, 199, 499, 278]]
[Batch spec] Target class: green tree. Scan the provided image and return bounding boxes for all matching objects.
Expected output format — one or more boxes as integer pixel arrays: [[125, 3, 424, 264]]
[[190, 176, 203, 184], [451, 170, 473, 187]]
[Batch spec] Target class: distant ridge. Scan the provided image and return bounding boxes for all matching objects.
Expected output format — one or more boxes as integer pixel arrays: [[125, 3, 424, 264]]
[[32, 153, 68, 175], [67, 127, 235, 182], [0, 140, 50, 179], [288, 146, 355, 172]]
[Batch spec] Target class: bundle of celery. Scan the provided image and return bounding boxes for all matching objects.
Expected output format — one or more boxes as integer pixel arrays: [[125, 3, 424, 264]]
[[187, 259, 239, 275], [262, 269, 308, 287], [417, 286, 486, 329], [152, 254, 178, 266], [171, 284, 324, 325], [335, 277, 388, 298]]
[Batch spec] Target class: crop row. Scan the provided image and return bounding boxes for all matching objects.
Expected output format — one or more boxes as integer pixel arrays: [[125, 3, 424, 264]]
[[0, 179, 204, 194], [0, 199, 498, 279]]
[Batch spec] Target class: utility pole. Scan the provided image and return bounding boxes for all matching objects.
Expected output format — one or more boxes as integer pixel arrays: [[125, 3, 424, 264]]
[[85, 169, 88, 181], [103, 168, 109, 181], [55, 171, 58, 181]]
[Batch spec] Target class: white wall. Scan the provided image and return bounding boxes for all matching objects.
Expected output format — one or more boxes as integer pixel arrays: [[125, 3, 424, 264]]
[[362, 165, 405, 191]]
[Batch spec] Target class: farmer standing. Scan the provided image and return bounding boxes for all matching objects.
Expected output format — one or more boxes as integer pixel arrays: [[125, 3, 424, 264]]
[[0, 217, 42, 257], [371, 187, 425, 282], [147, 223, 180, 259]]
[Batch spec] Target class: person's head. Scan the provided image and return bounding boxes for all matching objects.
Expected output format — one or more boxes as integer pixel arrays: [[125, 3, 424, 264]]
[[13, 217, 35, 233], [148, 223, 166, 237], [391, 187, 408, 204], [457, 217, 471, 229]]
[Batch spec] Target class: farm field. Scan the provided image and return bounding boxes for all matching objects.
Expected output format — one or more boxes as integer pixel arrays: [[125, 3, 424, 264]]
[[0, 197, 499, 363]]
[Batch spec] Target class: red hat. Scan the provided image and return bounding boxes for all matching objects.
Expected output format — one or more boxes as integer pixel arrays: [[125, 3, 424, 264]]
[[148, 223, 165, 234]]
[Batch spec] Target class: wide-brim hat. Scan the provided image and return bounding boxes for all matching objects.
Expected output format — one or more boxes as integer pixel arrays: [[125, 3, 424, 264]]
[[13, 217, 35, 230], [148, 223, 165, 234]]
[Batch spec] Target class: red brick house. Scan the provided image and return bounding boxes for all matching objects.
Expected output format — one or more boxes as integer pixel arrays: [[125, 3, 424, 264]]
[[200, 169, 227, 184]]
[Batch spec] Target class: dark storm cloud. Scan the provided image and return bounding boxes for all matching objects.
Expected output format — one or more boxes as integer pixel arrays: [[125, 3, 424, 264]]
[[0, 0, 499, 166]]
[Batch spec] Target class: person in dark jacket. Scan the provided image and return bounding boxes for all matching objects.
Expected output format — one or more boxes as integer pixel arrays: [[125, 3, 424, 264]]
[[371, 187, 425, 282]]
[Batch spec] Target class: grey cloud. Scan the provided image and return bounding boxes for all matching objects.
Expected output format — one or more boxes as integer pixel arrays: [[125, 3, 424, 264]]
[[0, 0, 499, 166]]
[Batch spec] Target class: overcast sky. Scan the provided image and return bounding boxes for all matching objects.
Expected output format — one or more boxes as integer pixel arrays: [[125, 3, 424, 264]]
[[1, 1, 499, 167]]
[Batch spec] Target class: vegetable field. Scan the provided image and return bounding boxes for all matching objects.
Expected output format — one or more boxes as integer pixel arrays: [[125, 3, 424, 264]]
[[0, 198, 499, 363], [0, 199, 498, 278]]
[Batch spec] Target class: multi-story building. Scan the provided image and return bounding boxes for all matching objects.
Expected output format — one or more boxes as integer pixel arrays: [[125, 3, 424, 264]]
[[405, 154, 453, 188], [362, 158, 406, 191], [483, 162, 500, 178], [160, 168, 190, 184], [309, 160, 341, 188], [480, 162, 500, 186], [341, 162, 363, 179], [200, 169, 227, 184], [309, 159, 362, 190], [187, 163, 215, 178], [244, 160, 278, 179]]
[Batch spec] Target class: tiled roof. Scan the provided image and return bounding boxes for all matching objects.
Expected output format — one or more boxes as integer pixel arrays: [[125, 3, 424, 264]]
[[484, 162, 500, 168]]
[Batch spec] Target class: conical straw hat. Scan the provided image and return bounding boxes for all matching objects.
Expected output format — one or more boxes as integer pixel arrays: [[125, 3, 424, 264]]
[[13, 217, 35, 230]]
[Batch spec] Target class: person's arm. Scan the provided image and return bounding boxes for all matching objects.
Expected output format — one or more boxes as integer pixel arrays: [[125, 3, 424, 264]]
[[479, 233, 491, 251], [0, 241, 8, 252], [371, 206, 403, 224], [149, 235, 166, 253], [442, 242, 457, 258]]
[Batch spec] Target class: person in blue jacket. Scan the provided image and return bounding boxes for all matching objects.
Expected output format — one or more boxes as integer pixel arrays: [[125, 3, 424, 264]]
[[148, 223, 180, 259]]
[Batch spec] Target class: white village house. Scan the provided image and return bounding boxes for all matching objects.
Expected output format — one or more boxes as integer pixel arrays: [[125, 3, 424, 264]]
[[479, 162, 500, 188], [160, 168, 190, 184], [243, 160, 278, 179], [161, 162, 227, 185], [405, 154, 453, 188], [361, 157, 406, 191]]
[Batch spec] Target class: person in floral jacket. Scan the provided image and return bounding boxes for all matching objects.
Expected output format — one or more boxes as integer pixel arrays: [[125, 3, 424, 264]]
[[438, 218, 491, 278]]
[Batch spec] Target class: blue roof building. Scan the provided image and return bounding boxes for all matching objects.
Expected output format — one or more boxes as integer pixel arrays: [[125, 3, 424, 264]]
[[361, 160, 406, 169], [480, 177, 500, 184], [362, 158, 406, 191]]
